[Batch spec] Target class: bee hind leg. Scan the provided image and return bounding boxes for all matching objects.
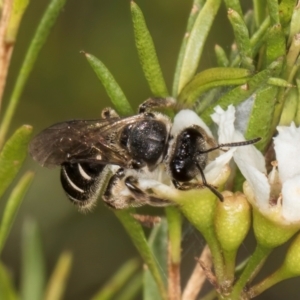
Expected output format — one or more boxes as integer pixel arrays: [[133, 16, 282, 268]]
[[102, 169, 171, 209], [125, 176, 172, 207]]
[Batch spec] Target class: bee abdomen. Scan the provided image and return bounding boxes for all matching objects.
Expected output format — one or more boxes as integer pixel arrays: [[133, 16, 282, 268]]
[[60, 162, 105, 208]]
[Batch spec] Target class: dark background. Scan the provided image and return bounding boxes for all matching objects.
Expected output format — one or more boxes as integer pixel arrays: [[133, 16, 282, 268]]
[[1, 0, 299, 299]]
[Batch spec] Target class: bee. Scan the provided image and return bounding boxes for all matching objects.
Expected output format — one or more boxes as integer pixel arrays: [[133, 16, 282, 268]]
[[29, 98, 260, 211]]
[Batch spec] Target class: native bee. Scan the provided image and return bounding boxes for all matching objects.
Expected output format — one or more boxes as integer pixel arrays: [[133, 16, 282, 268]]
[[29, 98, 260, 211]]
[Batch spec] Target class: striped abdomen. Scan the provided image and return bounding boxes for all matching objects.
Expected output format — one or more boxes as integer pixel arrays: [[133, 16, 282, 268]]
[[60, 162, 105, 209]]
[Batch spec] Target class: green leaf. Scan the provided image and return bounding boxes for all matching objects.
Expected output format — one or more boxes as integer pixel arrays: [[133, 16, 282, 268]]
[[44, 251, 73, 300], [223, 0, 243, 18], [21, 219, 45, 300], [0, 125, 32, 199], [115, 272, 142, 300], [285, 34, 300, 81], [279, 88, 298, 126], [214, 45, 229, 67], [227, 8, 254, 70], [165, 207, 181, 266], [131, 2, 168, 97], [0, 0, 67, 147], [178, 67, 251, 105], [0, 261, 19, 300], [268, 77, 294, 88], [294, 79, 300, 126], [114, 210, 167, 300], [288, 3, 300, 45], [144, 218, 168, 300], [6, 0, 30, 43], [200, 60, 281, 125], [84, 53, 133, 116], [253, 0, 267, 27], [266, 0, 280, 25], [278, 0, 295, 28], [0, 172, 33, 255], [250, 16, 271, 55], [175, 0, 222, 95], [245, 85, 278, 152], [265, 23, 286, 66], [91, 257, 139, 300], [172, 0, 205, 96]]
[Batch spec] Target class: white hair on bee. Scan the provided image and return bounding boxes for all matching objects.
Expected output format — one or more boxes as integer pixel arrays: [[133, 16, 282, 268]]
[[171, 109, 213, 138]]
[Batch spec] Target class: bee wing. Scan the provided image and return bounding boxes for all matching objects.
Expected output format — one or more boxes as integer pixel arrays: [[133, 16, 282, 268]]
[[29, 115, 145, 168]]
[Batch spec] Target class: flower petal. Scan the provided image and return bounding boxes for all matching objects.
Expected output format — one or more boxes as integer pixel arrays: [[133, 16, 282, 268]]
[[282, 175, 300, 222], [274, 123, 300, 182], [205, 149, 234, 183], [240, 163, 270, 212], [211, 105, 235, 144], [235, 95, 255, 133]]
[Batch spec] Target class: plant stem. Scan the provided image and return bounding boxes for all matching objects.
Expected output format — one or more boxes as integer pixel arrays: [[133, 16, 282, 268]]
[[248, 265, 289, 298], [228, 244, 272, 299], [165, 207, 182, 300]]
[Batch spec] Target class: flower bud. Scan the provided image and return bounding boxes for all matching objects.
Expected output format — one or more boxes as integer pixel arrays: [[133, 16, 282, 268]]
[[215, 191, 251, 252], [252, 209, 299, 249], [244, 181, 300, 248], [282, 233, 300, 276]]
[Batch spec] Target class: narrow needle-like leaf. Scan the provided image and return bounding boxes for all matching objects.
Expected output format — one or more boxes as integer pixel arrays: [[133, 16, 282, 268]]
[[92, 258, 140, 300], [0, 125, 32, 199], [131, 2, 168, 97], [176, 0, 221, 95], [21, 219, 45, 300], [84, 52, 133, 116], [115, 210, 167, 300], [172, 0, 205, 97], [0, 171, 34, 254], [0, 260, 19, 300], [44, 251, 73, 300]]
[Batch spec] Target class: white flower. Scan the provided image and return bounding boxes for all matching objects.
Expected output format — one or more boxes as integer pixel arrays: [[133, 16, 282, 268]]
[[273, 124, 300, 222], [213, 105, 300, 224]]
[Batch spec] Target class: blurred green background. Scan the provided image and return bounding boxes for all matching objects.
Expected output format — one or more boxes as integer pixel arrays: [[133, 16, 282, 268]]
[[1, 0, 300, 299]]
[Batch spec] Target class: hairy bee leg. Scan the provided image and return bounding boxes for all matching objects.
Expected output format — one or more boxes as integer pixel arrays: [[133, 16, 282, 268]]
[[102, 168, 131, 209], [125, 176, 172, 207], [102, 169, 171, 209], [138, 97, 176, 113]]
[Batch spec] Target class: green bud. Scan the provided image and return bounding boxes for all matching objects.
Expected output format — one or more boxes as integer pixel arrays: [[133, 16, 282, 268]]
[[215, 191, 251, 252], [244, 181, 299, 249], [252, 209, 299, 249], [282, 233, 300, 276]]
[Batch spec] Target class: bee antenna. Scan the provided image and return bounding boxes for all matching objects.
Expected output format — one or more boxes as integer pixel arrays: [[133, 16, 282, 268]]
[[198, 137, 261, 154]]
